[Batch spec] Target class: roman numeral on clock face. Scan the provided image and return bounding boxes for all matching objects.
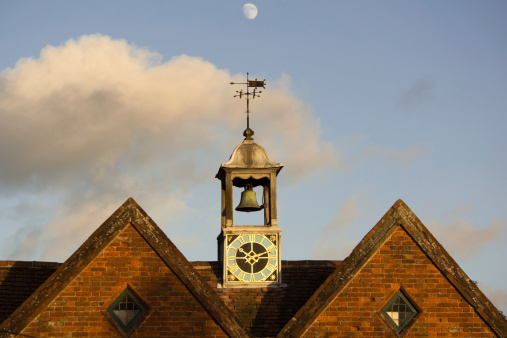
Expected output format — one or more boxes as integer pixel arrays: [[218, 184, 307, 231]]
[[266, 263, 276, 273], [228, 263, 239, 273]]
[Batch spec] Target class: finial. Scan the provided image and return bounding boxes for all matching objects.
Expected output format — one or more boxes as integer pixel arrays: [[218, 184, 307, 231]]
[[243, 127, 254, 140], [230, 72, 266, 140]]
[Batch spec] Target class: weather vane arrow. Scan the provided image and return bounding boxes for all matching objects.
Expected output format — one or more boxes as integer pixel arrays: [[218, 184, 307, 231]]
[[230, 72, 266, 140]]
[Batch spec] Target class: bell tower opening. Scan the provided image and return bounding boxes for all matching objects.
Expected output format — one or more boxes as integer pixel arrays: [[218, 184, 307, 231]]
[[233, 184, 264, 226], [216, 153, 281, 228]]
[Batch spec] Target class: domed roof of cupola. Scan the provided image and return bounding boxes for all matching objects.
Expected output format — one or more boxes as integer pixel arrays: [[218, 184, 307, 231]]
[[220, 138, 283, 172]]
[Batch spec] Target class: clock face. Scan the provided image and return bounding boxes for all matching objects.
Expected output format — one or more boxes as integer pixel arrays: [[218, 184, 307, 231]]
[[226, 234, 278, 282]]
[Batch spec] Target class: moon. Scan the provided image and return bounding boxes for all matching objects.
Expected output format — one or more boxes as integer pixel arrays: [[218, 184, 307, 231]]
[[243, 3, 258, 20]]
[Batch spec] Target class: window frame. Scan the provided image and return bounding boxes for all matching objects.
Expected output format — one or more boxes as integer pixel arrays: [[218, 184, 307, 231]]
[[106, 288, 147, 334], [380, 290, 418, 333]]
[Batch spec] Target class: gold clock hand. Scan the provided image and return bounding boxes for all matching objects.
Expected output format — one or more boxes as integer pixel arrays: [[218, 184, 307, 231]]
[[248, 251, 268, 263], [238, 247, 255, 263]]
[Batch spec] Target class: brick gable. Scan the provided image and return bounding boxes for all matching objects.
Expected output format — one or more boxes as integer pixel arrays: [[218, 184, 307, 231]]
[[279, 200, 507, 337], [305, 226, 495, 337], [20, 225, 227, 337], [0, 198, 248, 337]]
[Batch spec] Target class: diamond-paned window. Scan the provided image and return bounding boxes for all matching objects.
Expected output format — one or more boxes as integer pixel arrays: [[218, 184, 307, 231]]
[[106, 288, 146, 333], [380, 290, 418, 333]]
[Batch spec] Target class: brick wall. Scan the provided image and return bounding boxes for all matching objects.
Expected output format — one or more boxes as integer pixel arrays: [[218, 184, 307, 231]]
[[8, 222, 500, 337], [20, 225, 228, 337], [304, 226, 496, 337]]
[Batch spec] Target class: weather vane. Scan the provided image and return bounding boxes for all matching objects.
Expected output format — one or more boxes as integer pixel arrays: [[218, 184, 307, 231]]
[[230, 72, 266, 140]]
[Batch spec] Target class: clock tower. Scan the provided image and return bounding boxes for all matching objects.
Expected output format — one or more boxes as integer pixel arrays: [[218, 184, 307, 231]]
[[216, 74, 283, 287]]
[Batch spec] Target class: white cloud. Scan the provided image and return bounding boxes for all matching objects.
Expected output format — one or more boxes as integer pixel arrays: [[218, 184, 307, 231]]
[[322, 195, 360, 234], [363, 145, 426, 165], [312, 195, 361, 259], [427, 218, 507, 260], [312, 197, 507, 265], [346, 144, 427, 168], [479, 283, 507, 314], [311, 239, 356, 261], [0, 34, 338, 261]]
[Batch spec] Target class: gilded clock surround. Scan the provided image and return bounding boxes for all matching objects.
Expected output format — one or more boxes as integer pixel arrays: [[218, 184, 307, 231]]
[[226, 233, 279, 283]]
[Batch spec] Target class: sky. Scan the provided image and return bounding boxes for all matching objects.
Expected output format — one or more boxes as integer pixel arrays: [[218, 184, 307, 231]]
[[0, 1, 506, 313]]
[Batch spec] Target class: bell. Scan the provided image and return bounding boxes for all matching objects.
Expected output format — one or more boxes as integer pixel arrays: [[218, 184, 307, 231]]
[[236, 184, 262, 212]]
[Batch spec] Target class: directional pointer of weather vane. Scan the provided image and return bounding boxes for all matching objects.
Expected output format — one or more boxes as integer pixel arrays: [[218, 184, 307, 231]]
[[230, 72, 266, 140]]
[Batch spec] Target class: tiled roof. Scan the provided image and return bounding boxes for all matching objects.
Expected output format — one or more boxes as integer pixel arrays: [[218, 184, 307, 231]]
[[0, 261, 61, 324], [195, 260, 340, 337], [0, 259, 339, 337]]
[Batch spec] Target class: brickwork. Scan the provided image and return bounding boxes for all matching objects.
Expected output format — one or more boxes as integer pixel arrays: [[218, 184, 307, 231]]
[[304, 226, 496, 337], [2, 199, 505, 337], [20, 225, 228, 337], [0, 259, 339, 337], [195, 260, 339, 337]]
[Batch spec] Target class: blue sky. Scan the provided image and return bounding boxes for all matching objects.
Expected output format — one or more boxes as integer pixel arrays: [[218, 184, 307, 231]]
[[0, 1, 506, 312]]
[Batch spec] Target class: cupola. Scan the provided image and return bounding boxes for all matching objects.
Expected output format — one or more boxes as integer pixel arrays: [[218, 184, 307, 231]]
[[216, 73, 283, 286]]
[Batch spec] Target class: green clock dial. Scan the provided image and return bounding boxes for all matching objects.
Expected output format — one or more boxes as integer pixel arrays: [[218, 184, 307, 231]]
[[226, 234, 278, 282]]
